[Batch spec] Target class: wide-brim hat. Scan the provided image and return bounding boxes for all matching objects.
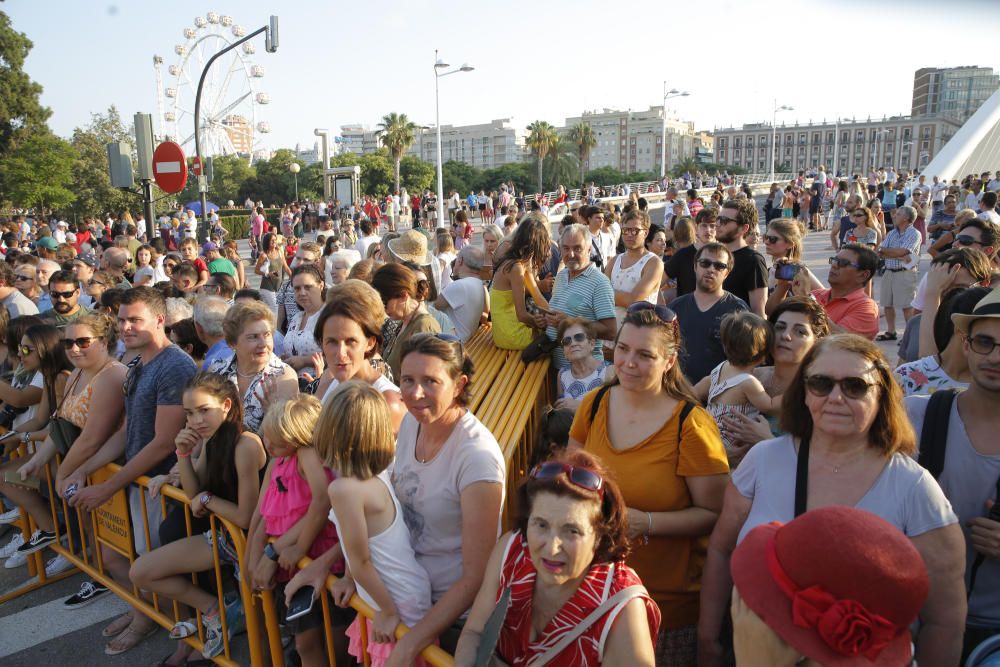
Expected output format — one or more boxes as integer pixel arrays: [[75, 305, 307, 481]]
[[953, 287, 1000, 334], [731, 507, 927, 667], [386, 230, 433, 266]]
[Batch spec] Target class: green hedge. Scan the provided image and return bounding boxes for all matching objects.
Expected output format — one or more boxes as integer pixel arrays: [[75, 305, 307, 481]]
[[220, 216, 250, 238]]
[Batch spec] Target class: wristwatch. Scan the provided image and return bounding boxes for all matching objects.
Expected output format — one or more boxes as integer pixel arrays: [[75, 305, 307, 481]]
[[263, 543, 279, 562], [200, 492, 213, 507]]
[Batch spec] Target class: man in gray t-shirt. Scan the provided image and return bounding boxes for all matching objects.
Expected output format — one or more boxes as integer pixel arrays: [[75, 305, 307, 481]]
[[0, 262, 39, 317], [906, 293, 1000, 658]]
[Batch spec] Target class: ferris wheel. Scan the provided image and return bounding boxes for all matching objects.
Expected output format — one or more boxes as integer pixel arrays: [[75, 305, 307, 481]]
[[153, 12, 271, 165]]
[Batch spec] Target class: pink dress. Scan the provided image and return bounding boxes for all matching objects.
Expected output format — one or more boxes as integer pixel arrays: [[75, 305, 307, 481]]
[[259, 454, 341, 580]]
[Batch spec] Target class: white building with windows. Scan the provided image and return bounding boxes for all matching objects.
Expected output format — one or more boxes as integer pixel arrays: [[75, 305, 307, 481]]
[[339, 124, 380, 156], [409, 118, 526, 169], [713, 114, 961, 177]]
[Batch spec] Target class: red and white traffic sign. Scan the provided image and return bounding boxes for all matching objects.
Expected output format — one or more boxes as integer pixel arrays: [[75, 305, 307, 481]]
[[152, 141, 188, 194], [191, 156, 202, 177]]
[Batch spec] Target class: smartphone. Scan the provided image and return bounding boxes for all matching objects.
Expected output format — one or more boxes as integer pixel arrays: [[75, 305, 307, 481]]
[[3, 471, 40, 490], [775, 263, 801, 281], [285, 585, 316, 622], [0, 430, 19, 443]]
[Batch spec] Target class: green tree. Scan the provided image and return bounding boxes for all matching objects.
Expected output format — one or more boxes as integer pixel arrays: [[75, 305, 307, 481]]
[[543, 137, 579, 192], [377, 112, 418, 195], [526, 121, 558, 194], [67, 106, 139, 218], [480, 162, 534, 195], [399, 155, 434, 193], [0, 12, 52, 163], [329, 150, 395, 198], [0, 131, 76, 213], [178, 153, 256, 207], [584, 166, 627, 186], [670, 157, 700, 178], [442, 160, 480, 196], [567, 123, 597, 187]]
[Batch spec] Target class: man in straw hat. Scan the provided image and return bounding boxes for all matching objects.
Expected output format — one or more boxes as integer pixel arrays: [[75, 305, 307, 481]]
[[907, 286, 1000, 661]]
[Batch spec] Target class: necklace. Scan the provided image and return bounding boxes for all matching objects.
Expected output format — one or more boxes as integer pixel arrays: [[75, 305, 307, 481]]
[[236, 364, 265, 379], [826, 448, 868, 473]]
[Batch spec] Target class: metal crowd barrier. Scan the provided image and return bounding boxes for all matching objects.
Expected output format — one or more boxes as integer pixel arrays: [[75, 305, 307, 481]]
[[0, 450, 455, 666]]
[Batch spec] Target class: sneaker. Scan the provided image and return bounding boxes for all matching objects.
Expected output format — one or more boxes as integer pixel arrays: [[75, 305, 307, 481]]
[[4, 548, 27, 568], [201, 613, 225, 658], [63, 580, 110, 609], [0, 507, 20, 524], [0, 532, 24, 558], [16, 529, 57, 556], [44, 554, 74, 577]]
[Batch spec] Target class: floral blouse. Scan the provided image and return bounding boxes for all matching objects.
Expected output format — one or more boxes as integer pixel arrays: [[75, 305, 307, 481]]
[[207, 352, 291, 433], [894, 355, 968, 397]]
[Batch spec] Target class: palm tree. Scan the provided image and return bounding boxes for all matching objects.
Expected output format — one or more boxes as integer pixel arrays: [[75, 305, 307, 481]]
[[377, 112, 418, 195], [543, 137, 579, 192], [568, 122, 597, 187], [526, 120, 558, 194]]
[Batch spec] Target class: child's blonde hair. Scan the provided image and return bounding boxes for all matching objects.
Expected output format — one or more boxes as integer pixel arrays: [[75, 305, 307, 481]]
[[313, 381, 394, 479], [261, 394, 322, 448]]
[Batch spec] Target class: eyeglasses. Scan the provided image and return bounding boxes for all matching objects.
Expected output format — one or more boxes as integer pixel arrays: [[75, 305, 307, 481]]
[[530, 461, 605, 498], [829, 256, 863, 270], [122, 359, 143, 396], [627, 302, 677, 324], [954, 234, 981, 247], [968, 334, 1000, 356], [17, 345, 36, 357], [62, 336, 97, 351], [850, 212, 867, 218], [804, 373, 877, 400], [697, 258, 729, 272], [621, 227, 645, 236], [717, 215, 739, 224], [561, 332, 588, 347], [764, 235, 783, 244], [49, 289, 78, 300], [88, 279, 105, 287], [201, 284, 221, 293], [14, 274, 33, 282]]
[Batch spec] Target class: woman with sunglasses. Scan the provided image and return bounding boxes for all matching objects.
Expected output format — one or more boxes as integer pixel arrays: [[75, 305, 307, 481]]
[[0, 324, 73, 569], [569, 305, 730, 665], [554, 318, 613, 412], [455, 450, 660, 666], [605, 210, 663, 332], [761, 220, 802, 290], [845, 205, 880, 247], [698, 335, 967, 667]]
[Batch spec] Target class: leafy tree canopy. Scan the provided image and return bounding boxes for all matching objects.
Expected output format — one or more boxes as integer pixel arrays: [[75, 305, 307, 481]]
[[0, 131, 76, 213]]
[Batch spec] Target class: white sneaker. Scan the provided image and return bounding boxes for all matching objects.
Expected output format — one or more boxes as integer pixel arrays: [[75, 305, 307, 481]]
[[5, 548, 27, 568], [44, 554, 74, 577], [0, 507, 20, 525], [0, 532, 25, 558]]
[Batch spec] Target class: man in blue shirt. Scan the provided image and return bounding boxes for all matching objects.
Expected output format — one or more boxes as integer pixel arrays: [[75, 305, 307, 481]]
[[194, 295, 232, 368]]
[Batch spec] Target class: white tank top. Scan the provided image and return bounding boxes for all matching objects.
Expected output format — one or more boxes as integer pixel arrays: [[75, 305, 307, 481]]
[[611, 251, 658, 324], [328, 470, 432, 627], [321, 373, 398, 404]]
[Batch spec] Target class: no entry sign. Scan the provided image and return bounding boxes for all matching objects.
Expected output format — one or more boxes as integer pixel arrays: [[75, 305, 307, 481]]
[[152, 141, 188, 194]]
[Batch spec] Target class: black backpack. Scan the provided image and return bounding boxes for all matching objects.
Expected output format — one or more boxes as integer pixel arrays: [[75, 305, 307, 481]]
[[916, 389, 957, 479]]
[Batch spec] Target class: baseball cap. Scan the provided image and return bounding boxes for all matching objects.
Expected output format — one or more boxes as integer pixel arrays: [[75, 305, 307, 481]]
[[74, 254, 98, 268], [36, 236, 59, 250], [202, 242, 219, 253]]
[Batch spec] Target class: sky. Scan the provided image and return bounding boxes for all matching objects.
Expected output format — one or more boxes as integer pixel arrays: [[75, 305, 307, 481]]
[[7, 0, 1000, 156]]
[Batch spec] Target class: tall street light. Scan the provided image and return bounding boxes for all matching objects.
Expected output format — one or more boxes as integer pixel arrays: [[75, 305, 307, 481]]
[[289, 162, 300, 201], [770, 99, 794, 181], [660, 84, 690, 179], [434, 50, 474, 229]]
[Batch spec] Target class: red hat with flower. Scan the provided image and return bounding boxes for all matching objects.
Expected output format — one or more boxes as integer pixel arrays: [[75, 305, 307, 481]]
[[731, 506, 928, 666]]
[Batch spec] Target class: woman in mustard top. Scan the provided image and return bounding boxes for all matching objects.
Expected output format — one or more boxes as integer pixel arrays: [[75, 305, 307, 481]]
[[489, 213, 552, 350], [568, 304, 729, 666]]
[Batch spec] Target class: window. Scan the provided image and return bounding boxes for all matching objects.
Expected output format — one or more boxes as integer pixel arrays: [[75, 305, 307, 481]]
[[798, 133, 806, 145], [826, 132, 834, 144], [856, 130, 864, 141], [812, 132, 820, 143]]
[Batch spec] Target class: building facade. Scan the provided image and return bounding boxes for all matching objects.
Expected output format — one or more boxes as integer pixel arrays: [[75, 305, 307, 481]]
[[563, 106, 699, 174], [339, 124, 381, 156], [713, 114, 962, 176], [222, 114, 253, 154], [912, 66, 999, 124], [409, 118, 526, 170]]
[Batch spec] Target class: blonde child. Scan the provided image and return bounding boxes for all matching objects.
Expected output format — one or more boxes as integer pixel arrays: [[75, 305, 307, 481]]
[[694, 312, 782, 467], [309, 381, 432, 666], [245, 395, 349, 667]]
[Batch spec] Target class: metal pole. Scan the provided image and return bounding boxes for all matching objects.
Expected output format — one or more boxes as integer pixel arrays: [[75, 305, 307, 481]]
[[141, 179, 155, 242], [660, 81, 667, 179], [194, 25, 268, 243], [771, 100, 778, 181], [435, 51, 445, 230], [293, 172, 298, 201]]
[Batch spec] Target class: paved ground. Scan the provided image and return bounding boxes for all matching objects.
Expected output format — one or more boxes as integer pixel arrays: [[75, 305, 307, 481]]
[[0, 201, 909, 664]]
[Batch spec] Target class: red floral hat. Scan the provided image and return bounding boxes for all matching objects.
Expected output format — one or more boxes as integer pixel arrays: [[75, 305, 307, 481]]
[[731, 507, 928, 666]]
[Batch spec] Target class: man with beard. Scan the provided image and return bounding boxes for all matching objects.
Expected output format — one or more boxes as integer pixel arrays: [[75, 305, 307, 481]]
[[666, 207, 718, 298], [40, 270, 92, 328], [829, 194, 863, 250], [717, 199, 768, 316], [669, 242, 748, 383]]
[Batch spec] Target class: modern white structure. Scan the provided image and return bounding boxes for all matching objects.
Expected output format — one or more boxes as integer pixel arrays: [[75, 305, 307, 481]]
[[921, 87, 1000, 182], [410, 118, 526, 169]]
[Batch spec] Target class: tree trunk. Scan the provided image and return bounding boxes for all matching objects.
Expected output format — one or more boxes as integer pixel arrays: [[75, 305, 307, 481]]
[[394, 155, 401, 195], [579, 150, 586, 189], [537, 156, 544, 194]]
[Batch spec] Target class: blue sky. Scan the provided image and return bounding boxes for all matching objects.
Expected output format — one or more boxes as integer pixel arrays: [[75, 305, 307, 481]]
[[7, 0, 999, 154]]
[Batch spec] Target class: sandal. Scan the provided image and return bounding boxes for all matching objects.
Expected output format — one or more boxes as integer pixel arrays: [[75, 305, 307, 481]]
[[169, 619, 198, 640], [875, 331, 898, 341], [104, 622, 158, 656], [101, 612, 133, 638]]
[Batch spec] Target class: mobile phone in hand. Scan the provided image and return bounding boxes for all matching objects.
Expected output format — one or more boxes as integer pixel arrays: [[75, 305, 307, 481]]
[[775, 263, 800, 281], [286, 585, 316, 621]]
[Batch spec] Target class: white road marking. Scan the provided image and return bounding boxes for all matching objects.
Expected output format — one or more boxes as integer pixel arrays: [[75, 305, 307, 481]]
[[0, 589, 127, 658]]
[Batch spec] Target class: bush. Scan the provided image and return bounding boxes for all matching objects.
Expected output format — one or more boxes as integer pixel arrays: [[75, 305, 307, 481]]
[[220, 216, 250, 239]]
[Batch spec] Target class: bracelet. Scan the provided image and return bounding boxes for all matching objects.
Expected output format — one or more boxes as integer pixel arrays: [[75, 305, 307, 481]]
[[175, 449, 191, 458], [642, 512, 652, 545]]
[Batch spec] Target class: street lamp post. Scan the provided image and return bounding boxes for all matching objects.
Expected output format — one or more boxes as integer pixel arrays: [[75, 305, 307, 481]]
[[659, 84, 690, 179], [289, 162, 300, 201], [770, 100, 794, 182], [434, 50, 474, 229]]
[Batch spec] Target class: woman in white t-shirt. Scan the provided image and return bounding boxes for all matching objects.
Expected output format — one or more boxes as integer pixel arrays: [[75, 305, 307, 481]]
[[604, 210, 662, 328], [390, 333, 505, 660], [282, 265, 325, 380]]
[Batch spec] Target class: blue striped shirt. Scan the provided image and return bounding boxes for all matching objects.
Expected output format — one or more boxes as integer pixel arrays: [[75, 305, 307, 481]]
[[546, 264, 616, 368], [880, 225, 921, 271]]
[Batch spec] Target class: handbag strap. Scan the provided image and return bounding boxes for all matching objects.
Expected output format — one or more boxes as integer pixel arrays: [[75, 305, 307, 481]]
[[526, 583, 649, 667]]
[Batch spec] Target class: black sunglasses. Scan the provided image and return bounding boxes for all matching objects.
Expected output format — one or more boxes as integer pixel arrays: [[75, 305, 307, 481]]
[[829, 256, 863, 270], [764, 234, 783, 244], [530, 462, 605, 498], [62, 336, 98, 350], [561, 332, 588, 347], [804, 373, 877, 400], [954, 234, 980, 247], [413, 332, 464, 358], [49, 289, 78, 300], [627, 302, 677, 324], [122, 359, 143, 397], [697, 259, 729, 272]]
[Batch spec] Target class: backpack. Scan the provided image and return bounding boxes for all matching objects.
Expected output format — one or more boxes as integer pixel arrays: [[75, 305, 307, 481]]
[[916, 389, 957, 479]]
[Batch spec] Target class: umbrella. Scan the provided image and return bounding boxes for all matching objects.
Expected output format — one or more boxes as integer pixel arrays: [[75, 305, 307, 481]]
[[184, 201, 220, 216]]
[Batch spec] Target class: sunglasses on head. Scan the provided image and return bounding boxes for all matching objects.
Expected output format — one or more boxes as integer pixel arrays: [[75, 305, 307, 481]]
[[530, 461, 605, 497], [62, 336, 97, 351], [561, 332, 588, 347], [697, 258, 729, 272], [627, 302, 677, 324], [804, 373, 877, 399], [414, 332, 465, 357]]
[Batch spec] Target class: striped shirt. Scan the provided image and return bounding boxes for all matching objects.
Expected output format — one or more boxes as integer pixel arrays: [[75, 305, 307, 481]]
[[546, 264, 616, 368], [880, 225, 921, 271]]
